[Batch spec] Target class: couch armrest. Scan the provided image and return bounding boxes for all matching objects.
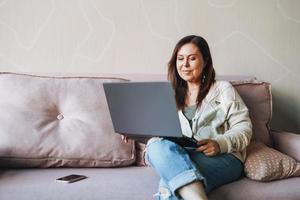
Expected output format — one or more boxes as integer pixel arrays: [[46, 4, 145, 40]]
[[270, 130, 300, 162]]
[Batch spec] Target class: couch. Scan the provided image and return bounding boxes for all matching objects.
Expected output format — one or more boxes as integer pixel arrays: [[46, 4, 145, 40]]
[[0, 72, 299, 200]]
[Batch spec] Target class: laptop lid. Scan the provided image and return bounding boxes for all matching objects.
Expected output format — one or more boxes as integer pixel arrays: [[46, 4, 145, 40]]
[[103, 82, 182, 138]]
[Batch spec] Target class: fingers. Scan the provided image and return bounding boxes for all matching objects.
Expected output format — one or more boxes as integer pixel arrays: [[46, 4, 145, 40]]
[[196, 143, 208, 152], [202, 147, 216, 156], [196, 139, 210, 152], [196, 139, 220, 156], [121, 135, 129, 143], [197, 144, 213, 155], [197, 139, 210, 146]]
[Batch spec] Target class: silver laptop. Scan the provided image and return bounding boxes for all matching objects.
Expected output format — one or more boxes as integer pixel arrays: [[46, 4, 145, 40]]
[[103, 82, 182, 138]]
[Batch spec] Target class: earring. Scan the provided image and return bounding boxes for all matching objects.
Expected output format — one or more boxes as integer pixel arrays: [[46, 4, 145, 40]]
[[202, 74, 206, 84]]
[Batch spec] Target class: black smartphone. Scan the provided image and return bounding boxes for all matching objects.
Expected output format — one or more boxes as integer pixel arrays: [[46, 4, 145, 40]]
[[56, 174, 87, 183]]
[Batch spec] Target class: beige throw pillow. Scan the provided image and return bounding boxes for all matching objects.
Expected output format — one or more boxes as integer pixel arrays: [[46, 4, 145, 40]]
[[231, 80, 272, 146], [244, 142, 300, 181], [0, 73, 135, 168]]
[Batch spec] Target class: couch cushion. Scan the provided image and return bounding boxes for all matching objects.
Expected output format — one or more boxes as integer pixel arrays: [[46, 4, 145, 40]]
[[0, 72, 135, 168], [230, 80, 272, 146], [208, 176, 300, 200], [0, 167, 159, 200], [244, 141, 300, 181]]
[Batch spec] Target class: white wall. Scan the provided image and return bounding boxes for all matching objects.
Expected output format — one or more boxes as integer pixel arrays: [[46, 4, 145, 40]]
[[0, 0, 299, 133]]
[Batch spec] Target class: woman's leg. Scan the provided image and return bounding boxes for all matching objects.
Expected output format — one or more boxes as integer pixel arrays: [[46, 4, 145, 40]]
[[187, 149, 244, 193], [154, 179, 207, 200], [145, 138, 206, 199], [177, 181, 207, 200], [154, 179, 180, 200]]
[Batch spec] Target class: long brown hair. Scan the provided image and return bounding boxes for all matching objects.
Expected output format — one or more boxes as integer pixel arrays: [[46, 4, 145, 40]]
[[168, 35, 216, 110]]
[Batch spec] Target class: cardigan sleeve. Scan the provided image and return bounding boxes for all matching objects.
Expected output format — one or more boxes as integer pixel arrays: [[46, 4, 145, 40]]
[[214, 86, 253, 153]]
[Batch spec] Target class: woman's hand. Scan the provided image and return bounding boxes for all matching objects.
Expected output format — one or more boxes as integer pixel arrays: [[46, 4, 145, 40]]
[[196, 139, 220, 156], [121, 135, 150, 144], [121, 135, 129, 143]]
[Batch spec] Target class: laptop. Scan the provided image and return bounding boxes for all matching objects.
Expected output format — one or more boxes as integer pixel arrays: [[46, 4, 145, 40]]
[[103, 82, 183, 138]]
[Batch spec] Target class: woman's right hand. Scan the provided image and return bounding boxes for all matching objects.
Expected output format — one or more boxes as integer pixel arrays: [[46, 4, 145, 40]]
[[121, 135, 129, 143]]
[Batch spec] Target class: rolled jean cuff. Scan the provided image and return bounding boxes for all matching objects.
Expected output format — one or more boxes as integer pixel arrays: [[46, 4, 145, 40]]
[[168, 169, 207, 194]]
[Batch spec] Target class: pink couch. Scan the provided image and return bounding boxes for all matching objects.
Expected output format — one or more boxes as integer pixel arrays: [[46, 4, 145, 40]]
[[0, 72, 299, 200]]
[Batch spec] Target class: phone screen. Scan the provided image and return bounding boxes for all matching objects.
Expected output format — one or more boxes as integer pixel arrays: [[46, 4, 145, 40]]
[[56, 174, 87, 183]]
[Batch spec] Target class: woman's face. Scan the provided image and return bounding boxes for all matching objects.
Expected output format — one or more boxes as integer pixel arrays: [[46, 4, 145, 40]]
[[176, 43, 205, 85]]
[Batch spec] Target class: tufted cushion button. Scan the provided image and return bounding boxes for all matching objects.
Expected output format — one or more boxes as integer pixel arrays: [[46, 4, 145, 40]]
[[57, 114, 64, 120]]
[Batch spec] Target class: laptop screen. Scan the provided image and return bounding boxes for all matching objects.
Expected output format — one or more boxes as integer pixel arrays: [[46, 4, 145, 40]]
[[103, 82, 182, 138]]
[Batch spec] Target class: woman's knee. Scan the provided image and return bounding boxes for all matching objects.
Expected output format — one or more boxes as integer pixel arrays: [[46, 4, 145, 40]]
[[145, 138, 180, 166], [146, 138, 170, 158]]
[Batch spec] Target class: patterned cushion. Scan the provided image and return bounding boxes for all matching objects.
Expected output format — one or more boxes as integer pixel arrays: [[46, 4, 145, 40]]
[[244, 142, 300, 181]]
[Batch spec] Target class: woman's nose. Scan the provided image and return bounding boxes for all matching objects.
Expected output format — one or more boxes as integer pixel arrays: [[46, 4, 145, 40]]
[[183, 59, 189, 67]]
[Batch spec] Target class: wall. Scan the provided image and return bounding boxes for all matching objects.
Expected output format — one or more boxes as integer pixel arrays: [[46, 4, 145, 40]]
[[0, 0, 299, 133]]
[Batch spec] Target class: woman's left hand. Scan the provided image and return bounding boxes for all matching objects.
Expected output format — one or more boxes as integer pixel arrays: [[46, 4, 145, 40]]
[[196, 139, 220, 156]]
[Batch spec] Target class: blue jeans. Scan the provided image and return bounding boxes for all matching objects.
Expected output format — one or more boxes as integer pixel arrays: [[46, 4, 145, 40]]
[[145, 138, 243, 200]]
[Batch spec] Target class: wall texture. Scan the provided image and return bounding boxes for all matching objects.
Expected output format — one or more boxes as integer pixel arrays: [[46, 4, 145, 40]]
[[0, 0, 299, 133]]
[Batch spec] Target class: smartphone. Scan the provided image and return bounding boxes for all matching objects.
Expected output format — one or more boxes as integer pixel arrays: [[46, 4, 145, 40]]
[[56, 174, 87, 183]]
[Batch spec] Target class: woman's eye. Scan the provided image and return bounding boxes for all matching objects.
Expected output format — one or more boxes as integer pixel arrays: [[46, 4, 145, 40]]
[[189, 57, 196, 61], [177, 57, 183, 61]]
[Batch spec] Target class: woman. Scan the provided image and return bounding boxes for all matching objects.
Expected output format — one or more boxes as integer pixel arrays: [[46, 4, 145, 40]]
[[145, 35, 252, 200]]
